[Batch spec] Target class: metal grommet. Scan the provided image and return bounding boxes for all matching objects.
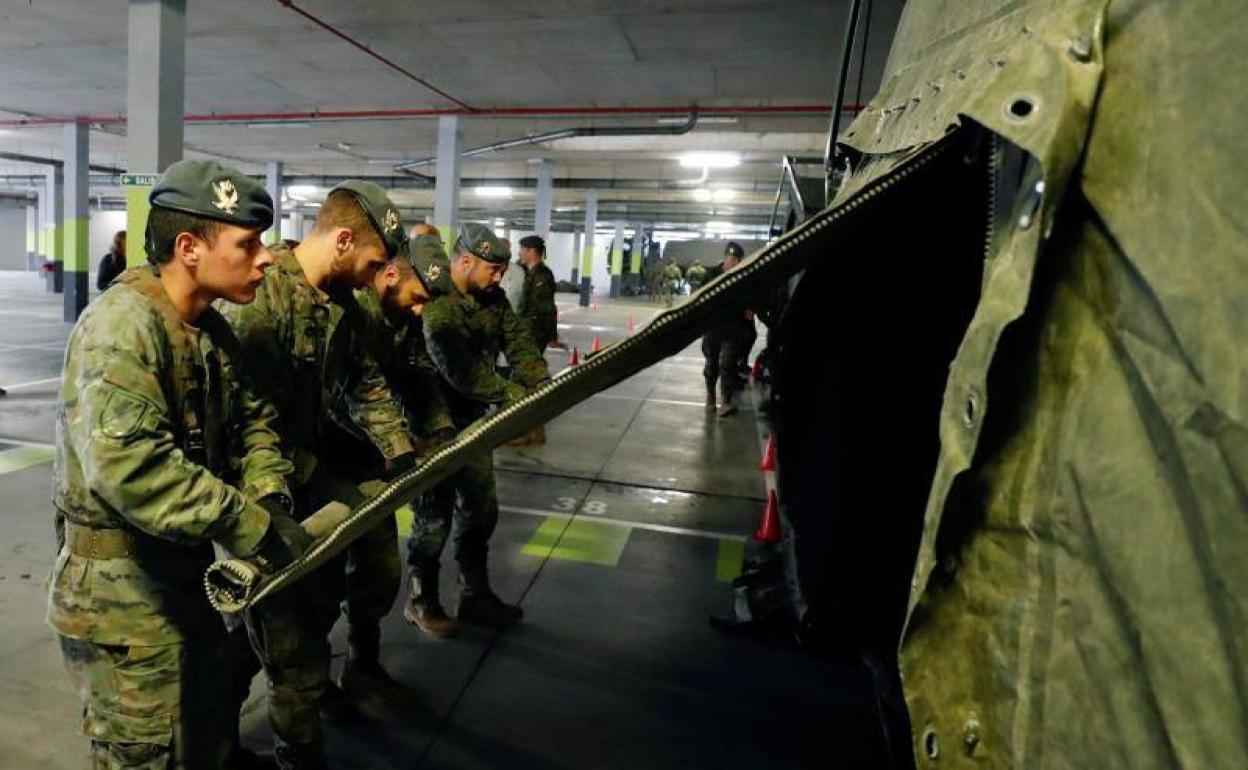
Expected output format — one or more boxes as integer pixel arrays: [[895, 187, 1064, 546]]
[[923, 728, 940, 759], [1068, 34, 1093, 62], [963, 718, 982, 754], [1006, 96, 1036, 121], [961, 388, 979, 428]]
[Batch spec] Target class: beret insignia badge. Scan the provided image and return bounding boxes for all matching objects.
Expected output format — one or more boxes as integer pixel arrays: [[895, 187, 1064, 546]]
[[212, 179, 239, 214]]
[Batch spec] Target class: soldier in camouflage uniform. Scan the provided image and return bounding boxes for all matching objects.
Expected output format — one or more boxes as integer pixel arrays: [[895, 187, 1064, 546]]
[[222, 181, 417, 769], [661, 260, 684, 307], [701, 242, 754, 417], [48, 160, 307, 769], [405, 223, 551, 634], [684, 261, 709, 292], [516, 234, 558, 352]]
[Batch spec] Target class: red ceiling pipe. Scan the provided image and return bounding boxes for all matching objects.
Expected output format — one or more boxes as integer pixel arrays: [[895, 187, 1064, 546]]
[[0, 103, 861, 129]]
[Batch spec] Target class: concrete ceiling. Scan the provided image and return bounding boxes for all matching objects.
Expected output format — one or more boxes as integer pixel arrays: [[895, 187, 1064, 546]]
[[0, 0, 903, 227]]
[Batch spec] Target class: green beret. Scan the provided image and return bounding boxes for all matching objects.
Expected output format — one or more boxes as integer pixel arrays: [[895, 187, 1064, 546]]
[[329, 180, 409, 258], [407, 234, 451, 292], [149, 160, 273, 229], [453, 222, 508, 264]]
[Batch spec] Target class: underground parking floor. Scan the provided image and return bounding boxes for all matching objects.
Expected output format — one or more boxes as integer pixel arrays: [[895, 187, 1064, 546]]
[[0, 272, 878, 770]]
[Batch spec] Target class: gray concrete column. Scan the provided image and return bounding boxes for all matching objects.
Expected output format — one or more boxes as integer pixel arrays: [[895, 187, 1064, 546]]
[[64, 122, 90, 320], [608, 220, 625, 298], [35, 187, 47, 270], [44, 166, 64, 293], [533, 160, 553, 238], [578, 190, 598, 307], [126, 0, 185, 264], [624, 220, 646, 293], [266, 160, 283, 244], [570, 229, 582, 284], [288, 210, 304, 242], [25, 202, 38, 271], [433, 115, 462, 242]]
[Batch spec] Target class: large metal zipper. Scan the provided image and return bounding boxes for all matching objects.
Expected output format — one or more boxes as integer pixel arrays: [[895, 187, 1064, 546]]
[[205, 128, 966, 613]]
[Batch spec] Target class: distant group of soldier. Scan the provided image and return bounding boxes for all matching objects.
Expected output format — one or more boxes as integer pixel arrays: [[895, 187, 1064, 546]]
[[47, 159, 560, 769]]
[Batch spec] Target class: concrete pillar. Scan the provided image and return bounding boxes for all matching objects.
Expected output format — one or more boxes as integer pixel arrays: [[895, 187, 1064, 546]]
[[433, 115, 462, 243], [533, 160, 553, 239], [608, 220, 625, 298], [44, 166, 64, 293], [630, 222, 645, 274], [126, 0, 185, 266], [25, 202, 38, 271], [35, 187, 47, 271], [578, 190, 598, 307], [64, 122, 90, 320], [287, 210, 304, 242], [570, 229, 582, 284], [265, 161, 283, 245]]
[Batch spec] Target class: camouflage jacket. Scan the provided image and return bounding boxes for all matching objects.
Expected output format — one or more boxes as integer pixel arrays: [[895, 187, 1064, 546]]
[[422, 280, 550, 424], [355, 286, 452, 436], [221, 244, 413, 486], [49, 267, 290, 645], [517, 261, 557, 346]]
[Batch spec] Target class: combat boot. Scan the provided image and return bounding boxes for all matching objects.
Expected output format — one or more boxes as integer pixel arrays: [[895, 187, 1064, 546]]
[[403, 572, 460, 639], [457, 567, 524, 628], [705, 388, 717, 413], [338, 624, 416, 710], [717, 391, 738, 418]]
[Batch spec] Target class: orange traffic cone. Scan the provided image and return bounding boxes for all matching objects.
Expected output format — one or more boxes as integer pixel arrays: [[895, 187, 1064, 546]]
[[590, 335, 602, 353], [758, 436, 776, 472], [569, 347, 580, 366], [753, 490, 782, 543], [626, 317, 635, 334], [750, 357, 764, 380]]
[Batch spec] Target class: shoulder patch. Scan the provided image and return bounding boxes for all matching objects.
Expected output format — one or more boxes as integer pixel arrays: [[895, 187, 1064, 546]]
[[98, 389, 151, 441]]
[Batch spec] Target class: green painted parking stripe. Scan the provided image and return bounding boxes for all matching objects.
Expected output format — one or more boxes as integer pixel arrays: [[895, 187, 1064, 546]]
[[522, 515, 632, 567], [0, 445, 54, 475], [716, 538, 745, 583]]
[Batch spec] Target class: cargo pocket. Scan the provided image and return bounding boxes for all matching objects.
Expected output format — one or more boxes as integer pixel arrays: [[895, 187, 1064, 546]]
[[82, 702, 172, 767]]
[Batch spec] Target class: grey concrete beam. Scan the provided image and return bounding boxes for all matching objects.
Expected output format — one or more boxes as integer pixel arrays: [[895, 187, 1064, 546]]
[[266, 160, 283, 244], [432, 115, 462, 240], [64, 122, 89, 320], [533, 160, 553, 238], [578, 189, 598, 306], [126, 0, 185, 265]]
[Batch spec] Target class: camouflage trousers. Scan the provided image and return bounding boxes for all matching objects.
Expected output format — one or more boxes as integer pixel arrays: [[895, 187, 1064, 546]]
[[703, 323, 752, 402], [58, 629, 235, 769], [240, 468, 400, 769], [406, 447, 498, 578]]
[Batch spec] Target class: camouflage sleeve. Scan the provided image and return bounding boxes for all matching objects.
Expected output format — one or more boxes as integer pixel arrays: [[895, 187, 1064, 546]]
[[532, 268, 557, 320], [73, 314, 270, 558], [500, 300, 551, 389], [233, 378, 294, 503], [218, 279, 289, 413], [423, 297, 525, 405], [346, 350, 415, 460], [403, 347, 454, 435]]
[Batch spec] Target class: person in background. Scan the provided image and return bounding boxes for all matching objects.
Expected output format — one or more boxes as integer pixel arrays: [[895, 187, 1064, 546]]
[[95, 230, 127, 291]]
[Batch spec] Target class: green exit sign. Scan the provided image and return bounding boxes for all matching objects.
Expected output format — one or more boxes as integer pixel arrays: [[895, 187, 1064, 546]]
[[121, 173, 160, 187]]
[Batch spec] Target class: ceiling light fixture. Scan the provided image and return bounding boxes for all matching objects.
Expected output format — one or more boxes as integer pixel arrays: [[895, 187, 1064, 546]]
[[679, 152, 740, 169], [286, 185, 321, 199], [474, 186, 512, 198], [246, 121, 310, 130], [692, 189, 712, 202]]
